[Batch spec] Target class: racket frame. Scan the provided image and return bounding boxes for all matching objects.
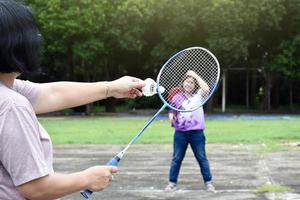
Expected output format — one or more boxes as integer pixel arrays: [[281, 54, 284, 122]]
[[157, 46, 220, 112]]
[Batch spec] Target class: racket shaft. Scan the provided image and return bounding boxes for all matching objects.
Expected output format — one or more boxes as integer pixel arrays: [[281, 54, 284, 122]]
[[81, 104, 167, 199], [128, 104, 167, 145]]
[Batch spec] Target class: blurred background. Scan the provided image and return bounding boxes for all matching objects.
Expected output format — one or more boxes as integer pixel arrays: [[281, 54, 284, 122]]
[[24, 0, 300, 114]]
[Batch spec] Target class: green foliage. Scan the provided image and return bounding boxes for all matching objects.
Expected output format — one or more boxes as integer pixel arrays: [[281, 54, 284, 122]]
[[26, 0, 152, 80], [270, 35, 300, 79], [127, 96, 162, 109], [24, 0, 299, 77], [23, 0, 299, 110], [90, 106, 105, 113], [59, 108, 74, 115]]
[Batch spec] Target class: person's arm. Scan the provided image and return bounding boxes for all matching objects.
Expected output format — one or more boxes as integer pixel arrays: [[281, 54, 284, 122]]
[[168, 112, 175, 123], [33, 76, 145, 114], [18, 166, 117, 200], [0, 106, 118, 200], [186, 70, 210, 94]]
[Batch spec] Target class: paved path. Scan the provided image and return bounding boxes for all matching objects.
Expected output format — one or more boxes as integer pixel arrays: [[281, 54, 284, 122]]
[[54, 144, 300, 200]]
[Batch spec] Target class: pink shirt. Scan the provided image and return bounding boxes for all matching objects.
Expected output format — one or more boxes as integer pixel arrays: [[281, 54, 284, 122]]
[[0, 80, 53, 200]]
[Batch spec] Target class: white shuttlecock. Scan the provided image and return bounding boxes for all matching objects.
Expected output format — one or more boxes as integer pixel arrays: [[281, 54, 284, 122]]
[[142, 78, 165, 97], [159, 85, 165, 94]]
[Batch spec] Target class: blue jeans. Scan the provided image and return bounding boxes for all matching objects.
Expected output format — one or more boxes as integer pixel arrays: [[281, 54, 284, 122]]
[[169, 130, 212, 184]]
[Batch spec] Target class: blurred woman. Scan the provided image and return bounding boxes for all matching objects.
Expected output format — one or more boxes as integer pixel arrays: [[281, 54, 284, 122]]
[[165, 70, 215, 192]]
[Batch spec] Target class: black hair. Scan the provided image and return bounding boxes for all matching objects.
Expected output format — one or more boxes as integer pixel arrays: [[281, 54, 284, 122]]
[[0, 0, 42, 73], [182, 75, 200, 94]]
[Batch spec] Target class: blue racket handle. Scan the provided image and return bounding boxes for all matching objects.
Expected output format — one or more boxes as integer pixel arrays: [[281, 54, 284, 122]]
[[80, 156, 121, 199], [105, 156, 121, 166]]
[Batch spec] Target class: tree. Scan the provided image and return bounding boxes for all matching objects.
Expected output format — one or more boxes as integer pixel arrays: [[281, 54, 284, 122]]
[[27, 0, 151, 112], [252, 0, 300, 110], [270, 35, 300, 108], [24, 0, 300, 112]]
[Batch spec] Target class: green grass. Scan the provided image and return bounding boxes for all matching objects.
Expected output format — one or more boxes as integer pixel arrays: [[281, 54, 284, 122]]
[[39, 117, 300, 145], [256, 183, 293, 193]]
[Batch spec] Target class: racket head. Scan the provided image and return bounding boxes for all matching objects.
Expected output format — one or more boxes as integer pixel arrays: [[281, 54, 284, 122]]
[[157, 47, 220, 112]]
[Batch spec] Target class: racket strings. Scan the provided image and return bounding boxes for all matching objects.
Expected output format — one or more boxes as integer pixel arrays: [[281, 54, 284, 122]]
[[158, 48, 219, 112]]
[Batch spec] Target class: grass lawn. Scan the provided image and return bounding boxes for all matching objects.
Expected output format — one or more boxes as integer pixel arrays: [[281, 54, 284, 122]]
[[39, 117, 300, 146]]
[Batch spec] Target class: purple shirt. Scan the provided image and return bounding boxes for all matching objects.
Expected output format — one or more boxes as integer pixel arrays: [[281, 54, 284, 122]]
[[170, 91, 205, 131], [0, 80, 53, 200]]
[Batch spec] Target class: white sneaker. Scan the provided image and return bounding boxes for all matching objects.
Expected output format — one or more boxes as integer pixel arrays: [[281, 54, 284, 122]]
[[205, 183, 216, 193], [165, 182, 177, 191]]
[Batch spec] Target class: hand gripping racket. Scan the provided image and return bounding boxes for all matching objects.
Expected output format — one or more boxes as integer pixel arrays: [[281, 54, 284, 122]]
[[81, 47, 220, 199]]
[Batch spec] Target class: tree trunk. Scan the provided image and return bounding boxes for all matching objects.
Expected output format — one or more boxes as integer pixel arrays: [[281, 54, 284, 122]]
[[83, 59, 93, 115], [273, 77, 280, 109], [67, 44, 74, 80], [105, 98, 117, 112], [246, 70, 249, 109], [103, 58, 119, 112], [250, 71, 257, 109], [206, 97, 215, 113], [86, 104, 92, 115], [289, 80, 293, 110], [261, 72, 272, 111]]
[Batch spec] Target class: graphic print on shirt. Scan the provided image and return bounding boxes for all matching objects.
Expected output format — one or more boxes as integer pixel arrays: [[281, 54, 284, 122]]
[[170, 89, 205, 131]]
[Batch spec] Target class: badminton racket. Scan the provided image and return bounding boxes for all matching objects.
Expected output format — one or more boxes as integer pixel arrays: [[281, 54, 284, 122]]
[[81, 47, 220, 198]]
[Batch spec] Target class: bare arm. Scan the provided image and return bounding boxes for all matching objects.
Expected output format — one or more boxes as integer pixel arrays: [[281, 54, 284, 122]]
[[33, 76, 145, 114], [169, 112, 175, 123], [18, 166, 117, 200], [186, 70, 210, 94], [168, 112, 176, 123]]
